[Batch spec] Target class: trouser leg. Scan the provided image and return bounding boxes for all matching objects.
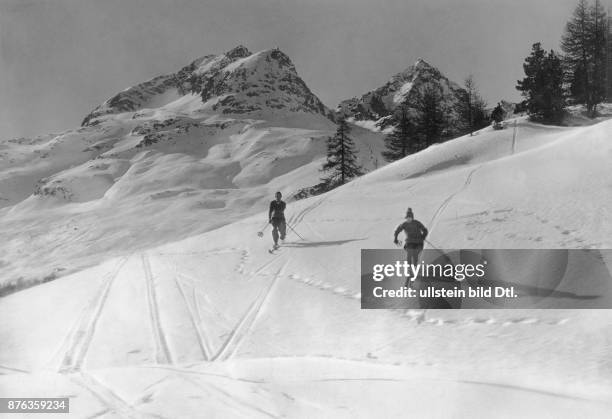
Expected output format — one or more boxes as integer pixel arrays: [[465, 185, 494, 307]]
[[279, 219, 286, 240], [406, 244, 424, 265], [405, 246, 420, 288], [271, 220, 279, 245], [404, 247, 416, 287], [406, 248, 417, 265]]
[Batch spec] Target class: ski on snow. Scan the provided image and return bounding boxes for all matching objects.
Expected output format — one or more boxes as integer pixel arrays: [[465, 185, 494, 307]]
[[268, 245, 283, 254]]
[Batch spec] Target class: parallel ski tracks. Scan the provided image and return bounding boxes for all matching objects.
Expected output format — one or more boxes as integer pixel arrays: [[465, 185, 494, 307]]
[[173, 274, 213, 361], [141, 253, 173, 365], [288, 192, 330, 228], [211, 259, 287, 362], [58, 256, 129, 373], [177, 372, 278, 418], [71, 372, 144, 419], [160, 250, 285, 363]]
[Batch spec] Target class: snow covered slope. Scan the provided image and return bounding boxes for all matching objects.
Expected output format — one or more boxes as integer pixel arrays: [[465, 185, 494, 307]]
[[1, 116, 611, 417], [338, 58, 466, 130], [0, 46, 384, 290]]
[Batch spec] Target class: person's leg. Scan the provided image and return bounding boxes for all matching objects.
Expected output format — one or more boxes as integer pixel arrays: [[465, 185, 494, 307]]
[[407, 245, 421, 266], [405, 245, 414, 265], [405, 245, 418, 287], [279, 219, 286, 241], [416, 244, 424, 262], [410, 249, 419, 265], [271, 219, 279, 245]]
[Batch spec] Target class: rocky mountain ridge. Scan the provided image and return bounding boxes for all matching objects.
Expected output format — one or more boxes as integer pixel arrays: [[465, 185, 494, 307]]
[[337, 58, 466, 130]]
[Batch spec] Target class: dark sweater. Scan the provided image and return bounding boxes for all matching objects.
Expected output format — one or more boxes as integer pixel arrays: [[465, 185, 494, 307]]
[[394, 219, 428, 244], [269, 200, 286, 220]]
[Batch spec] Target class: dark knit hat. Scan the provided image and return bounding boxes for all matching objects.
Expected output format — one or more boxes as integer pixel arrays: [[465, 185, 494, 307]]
[[406, 207, 414, 218]]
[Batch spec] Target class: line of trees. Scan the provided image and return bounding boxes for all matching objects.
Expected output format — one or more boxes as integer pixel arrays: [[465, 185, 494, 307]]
[[518, 0, 609, 123]]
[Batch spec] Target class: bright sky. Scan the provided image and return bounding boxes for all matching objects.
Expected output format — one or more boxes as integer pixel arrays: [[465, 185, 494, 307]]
[[0, 0, 589, 140]]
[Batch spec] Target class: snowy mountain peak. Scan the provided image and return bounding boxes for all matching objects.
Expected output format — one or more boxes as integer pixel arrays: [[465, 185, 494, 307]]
[[225, 44, 251, 59], [189, 45, 252, 76], [189, 46, 332, 118], [81, 45, 332, 126], [413, 57, 431, 68], [337, 58, 465, 130]]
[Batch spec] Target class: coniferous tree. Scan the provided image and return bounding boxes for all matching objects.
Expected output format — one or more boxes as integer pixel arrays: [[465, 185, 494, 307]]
[[472, 99, 489, 130], [517, 42, 547, 116], [414, 84, 446, 147], [561, 0, 608, 116], [569, 63, 589, 102], [458, 75, 488, 135], [320, 117, 363, 188], [562, 0, 592, 109], [516, 43, 565, 123], [590, 0, 608, 108], [542, 51, 566, 122], [382, 105, 417, 162], [490, 103, 505, 124]]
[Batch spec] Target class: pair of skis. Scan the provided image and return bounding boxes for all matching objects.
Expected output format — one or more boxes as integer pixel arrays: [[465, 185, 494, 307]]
[[268, 244, 283, 254], [268, 246, 280, 254]]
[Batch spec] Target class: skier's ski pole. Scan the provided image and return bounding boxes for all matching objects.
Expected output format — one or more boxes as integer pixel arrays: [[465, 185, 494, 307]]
[[286, 223, 306, 241], [257, 221, 270, 238]]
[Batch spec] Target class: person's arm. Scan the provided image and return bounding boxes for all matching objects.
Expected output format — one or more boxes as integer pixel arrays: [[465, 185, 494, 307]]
[[269, 202, 273, 222], [394, 223, 404, 244], [419, 222, 428, 240]]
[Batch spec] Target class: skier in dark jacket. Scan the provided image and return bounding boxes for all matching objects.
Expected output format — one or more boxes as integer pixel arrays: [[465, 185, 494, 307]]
[[268, 191, 286, 249], [394, 208, 428, 265], [491, 102, 505, 129]]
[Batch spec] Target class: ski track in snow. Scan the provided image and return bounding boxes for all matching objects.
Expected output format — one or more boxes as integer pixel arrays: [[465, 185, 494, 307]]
[[156, 247, 242, 257], [71, 371, 144, 419], [177, 373, 278, 419], [146, 364, 264, 384], [0, 364, 30, 374], [212, 259, 288, 362], [203, 380, 278, 419], [427, 123, 521, 236], [59, 256, 130, 373], [141, 253, 173, 365], [173, 274, 212, 361], [288, 192, 331, 228], [177, 273, 235, 328], [427, 164, 483, 235], [458, 378, 602, 403], [162, 255, 217, 361]]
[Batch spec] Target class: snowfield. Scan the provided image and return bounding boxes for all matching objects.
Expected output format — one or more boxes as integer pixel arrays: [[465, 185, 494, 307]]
[[1, 115, 611, 418], [1, 45, 611, 417]]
